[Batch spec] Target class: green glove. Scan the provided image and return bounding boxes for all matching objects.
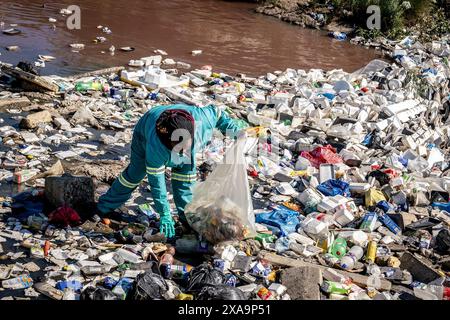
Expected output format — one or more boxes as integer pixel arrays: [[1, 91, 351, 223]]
[[159, 212, 175, 238]]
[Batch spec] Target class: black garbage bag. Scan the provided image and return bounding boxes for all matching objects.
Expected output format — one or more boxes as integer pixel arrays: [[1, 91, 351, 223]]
[[80, 287, 118, 300], [186, 263, 226, 292], [197, 285, 246, 300], [367, 170, 391, 187], [435, 229, 450, 253], [127, 271, 169, 300]]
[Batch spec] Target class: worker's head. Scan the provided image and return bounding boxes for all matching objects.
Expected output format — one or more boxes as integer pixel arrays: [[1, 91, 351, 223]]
[[156, 109, 195, 153]]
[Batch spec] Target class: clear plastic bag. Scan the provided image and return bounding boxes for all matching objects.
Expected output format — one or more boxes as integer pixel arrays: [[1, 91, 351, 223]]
[[185, 137, 255, 244]]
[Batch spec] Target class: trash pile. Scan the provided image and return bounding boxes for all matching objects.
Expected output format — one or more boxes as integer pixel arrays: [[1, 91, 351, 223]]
[[1, 34, 450, 300]]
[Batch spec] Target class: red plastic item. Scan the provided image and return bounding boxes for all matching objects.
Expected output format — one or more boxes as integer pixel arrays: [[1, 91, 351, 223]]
[[48, 205, 81, 227], [383, 168, 399, 178], [444, 287, 450, 300], [248, 168, 259, 177], [300, 145, 343, 169]]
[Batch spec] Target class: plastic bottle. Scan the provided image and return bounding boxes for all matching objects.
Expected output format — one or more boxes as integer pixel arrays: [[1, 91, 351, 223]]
[[80, 265, 112, 276], [330, 237, 347, 259], [1, 276, 33, 289], [116, 248, 141, 263], [321, 281, 351, 294], [365, 240, 377, 264], [159, 247, 175, 276], [43, 240, 51, 257], [75, 81, 108, 92], [339, 246, 364, 270], [165, 264, 193, 280]]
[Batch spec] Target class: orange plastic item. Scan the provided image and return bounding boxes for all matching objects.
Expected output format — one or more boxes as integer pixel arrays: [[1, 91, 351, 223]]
[[44, 240, 50, 257]]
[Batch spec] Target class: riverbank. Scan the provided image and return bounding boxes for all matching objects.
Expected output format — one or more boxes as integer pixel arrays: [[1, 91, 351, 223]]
[[255, 0, 450, 43]]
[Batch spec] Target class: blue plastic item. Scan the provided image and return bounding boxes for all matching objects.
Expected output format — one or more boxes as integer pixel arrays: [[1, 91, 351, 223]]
[[255, 206, 302, 237], [362, 132, 373, 146], [56, 280, 83, 292], [398, 156, 408, 167], [274, 237, 291, 254], [329, 31, 347, 40], [103, 277, 119, 289], [321, 92, 335, 100], [432, 202, 450, 213], [316, 179, 350, 197], [376, 212, 401, 235], [376, 200, 392, 213]]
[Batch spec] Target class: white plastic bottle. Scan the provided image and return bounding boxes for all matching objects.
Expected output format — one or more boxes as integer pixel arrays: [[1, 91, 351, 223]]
[[2, 276, 33, 289], [339, 246, 364, 270]]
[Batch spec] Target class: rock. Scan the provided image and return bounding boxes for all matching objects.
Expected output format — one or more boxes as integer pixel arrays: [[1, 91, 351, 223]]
[[58, 99, 85, 115], [0, 97, 31, 111], [280, 266, 322, 300], [70, 105, 100, 128], [271, 0, 310, 11], [53, 117, 71, 130], [44, 174, 95, 215], [69, 161, 124, 184], [20, 131, 40, 143], [19, 110, 52, 129]]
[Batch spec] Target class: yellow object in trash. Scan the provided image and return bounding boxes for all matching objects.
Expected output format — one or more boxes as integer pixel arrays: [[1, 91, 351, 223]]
[[365, 188, 387, 207], [290, 170, 309, 177], [176, 293, 194, 300], [387, 256, 401, 268], [267, 271, 277, 282]]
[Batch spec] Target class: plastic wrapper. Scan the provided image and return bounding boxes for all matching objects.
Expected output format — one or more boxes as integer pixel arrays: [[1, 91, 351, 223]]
[[186, 263, 226, 292], [197, 284, 246, 300], [300, 145, 343, 169], [185, 137, 255, 244], [128, 271, 169, 300], [317, 179, 350, 197], [255, 206, 302, 237]]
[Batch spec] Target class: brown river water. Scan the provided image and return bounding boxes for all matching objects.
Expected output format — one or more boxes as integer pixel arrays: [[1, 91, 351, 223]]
[[0, 0, 383, 77]]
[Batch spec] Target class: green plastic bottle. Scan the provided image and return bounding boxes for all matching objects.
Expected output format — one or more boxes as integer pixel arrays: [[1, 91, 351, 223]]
[[75, 81, 103, 92], [255, 233, 276, 244], [329, 237, 347, 259]]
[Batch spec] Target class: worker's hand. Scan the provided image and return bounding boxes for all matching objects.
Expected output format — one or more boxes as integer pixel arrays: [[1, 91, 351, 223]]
[[159, 213, 175, 238]]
